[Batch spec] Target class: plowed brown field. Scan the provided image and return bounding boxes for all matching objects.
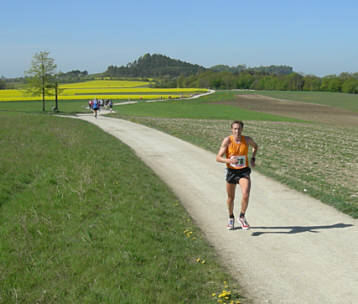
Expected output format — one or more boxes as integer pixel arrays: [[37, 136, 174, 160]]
[[216, 94, 358, 127]]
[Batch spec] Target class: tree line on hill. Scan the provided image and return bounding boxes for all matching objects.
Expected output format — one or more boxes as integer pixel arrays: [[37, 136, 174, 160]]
[[210, 64, 293, 75], [156, 70, 358, 94], [103, 53, 293, 78], [103, 53, 358, 94], [57, 70, 89, 83], [0, 70, 91, 89], [2, 53, 358, 94]]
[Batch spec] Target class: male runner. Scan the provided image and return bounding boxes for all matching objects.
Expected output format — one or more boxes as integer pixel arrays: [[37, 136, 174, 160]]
[[92, 98, 99, 118], [216, 120, 258, 230]]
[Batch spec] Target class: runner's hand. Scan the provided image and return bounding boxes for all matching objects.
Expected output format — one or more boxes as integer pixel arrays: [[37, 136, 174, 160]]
[[230, 156, 238, 164]]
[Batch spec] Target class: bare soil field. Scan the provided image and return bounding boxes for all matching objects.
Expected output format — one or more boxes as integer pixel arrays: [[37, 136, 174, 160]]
[[217, 94, 358, 127]]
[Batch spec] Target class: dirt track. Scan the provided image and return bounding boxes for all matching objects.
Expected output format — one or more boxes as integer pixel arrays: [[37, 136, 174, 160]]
[[74, 113, 358, 304], [216, 94, 358, 127]]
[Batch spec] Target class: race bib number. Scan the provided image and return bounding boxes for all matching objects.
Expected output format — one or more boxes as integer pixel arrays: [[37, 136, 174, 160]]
[[231, 155, 246, 168]]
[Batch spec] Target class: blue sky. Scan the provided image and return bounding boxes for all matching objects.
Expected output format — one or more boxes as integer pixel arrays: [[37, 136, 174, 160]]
[[1, 0, 357, 78]]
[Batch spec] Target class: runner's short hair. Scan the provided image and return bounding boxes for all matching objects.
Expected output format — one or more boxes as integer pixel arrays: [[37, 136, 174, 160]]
[[231, 120, 244, 128]]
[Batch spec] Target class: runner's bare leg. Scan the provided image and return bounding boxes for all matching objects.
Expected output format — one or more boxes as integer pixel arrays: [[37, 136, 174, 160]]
[[239, 177, 251, 215], [226, 183, 236, 216]]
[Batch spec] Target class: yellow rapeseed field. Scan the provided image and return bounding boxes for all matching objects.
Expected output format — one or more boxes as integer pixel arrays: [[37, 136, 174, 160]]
[[0, 80, 207, 101], [60, 80, 150, 89]]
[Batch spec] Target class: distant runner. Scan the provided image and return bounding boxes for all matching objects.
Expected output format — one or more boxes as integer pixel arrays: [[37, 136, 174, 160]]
[[216, 120, 258, 230], [92, 98, 99, 118]]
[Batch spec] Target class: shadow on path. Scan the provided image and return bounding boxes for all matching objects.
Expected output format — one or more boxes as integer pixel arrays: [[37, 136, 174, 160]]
[[250, 223, 353, 236]]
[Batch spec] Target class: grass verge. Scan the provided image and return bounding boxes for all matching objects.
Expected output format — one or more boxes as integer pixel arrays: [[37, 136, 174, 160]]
[[0, 100, 90, 114], [0, 112, 246, 303]]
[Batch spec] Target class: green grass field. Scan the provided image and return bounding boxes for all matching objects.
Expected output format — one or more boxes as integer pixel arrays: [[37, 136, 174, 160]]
[[1, 88, 357, 302], [0, 100, 88, 114], [114, 100, 303, 122], [0, 112, 245, 303]]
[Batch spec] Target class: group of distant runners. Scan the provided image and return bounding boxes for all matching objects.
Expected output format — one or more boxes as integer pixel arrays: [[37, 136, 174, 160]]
[[88, 98, 113, 118]]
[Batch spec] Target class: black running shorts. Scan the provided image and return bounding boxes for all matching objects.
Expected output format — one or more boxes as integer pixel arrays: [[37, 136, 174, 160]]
[[226, 167, 251, 184]]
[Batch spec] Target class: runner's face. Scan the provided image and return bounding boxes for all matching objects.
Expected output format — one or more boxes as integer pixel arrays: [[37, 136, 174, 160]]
[[232, 123, 243, 138]]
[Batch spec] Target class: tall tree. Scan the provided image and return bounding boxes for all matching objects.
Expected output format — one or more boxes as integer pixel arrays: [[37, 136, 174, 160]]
[[303, 75, 321, 91], [47, 74, 64, 112], [25, 51, 57, 111], [0, 77, 6, 89]]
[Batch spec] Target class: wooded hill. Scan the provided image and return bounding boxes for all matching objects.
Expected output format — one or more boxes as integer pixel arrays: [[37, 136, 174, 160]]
[[104, 53, 205, 78], [104, 53, 292, 78]]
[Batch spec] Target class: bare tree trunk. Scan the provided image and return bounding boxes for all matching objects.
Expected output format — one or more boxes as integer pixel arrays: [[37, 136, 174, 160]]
[[42, 72, 45, 112], [55, 82, 58, 111]]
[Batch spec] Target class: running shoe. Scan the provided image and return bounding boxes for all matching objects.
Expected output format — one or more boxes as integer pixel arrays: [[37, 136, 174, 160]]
[[227, 218, 235, 230], [239, 216, 250, 230]]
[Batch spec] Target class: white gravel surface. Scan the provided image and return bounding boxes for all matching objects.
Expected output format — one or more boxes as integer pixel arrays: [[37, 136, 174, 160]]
[[75, 113, 358, 304]]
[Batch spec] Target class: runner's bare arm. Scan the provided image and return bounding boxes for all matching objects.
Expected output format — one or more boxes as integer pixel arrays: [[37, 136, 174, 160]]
[[216, 137, 237, 165], [245, 136, 258, 167]]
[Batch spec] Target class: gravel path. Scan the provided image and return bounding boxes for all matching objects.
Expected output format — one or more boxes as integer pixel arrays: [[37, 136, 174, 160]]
[[76, 113, 358, 304], [113, 89, 216, 106]]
